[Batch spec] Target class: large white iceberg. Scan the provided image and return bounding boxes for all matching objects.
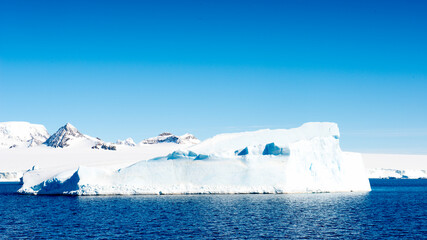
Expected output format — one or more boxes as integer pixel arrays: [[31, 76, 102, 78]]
[[18, 122, 371, 195]]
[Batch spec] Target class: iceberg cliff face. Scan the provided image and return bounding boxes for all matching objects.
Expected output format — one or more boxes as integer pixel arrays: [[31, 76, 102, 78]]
[[0, 122, 49, 149], [19, 122, 371, 195]]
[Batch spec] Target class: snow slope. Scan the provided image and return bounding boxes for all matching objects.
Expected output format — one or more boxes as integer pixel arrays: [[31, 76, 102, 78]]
[[17, 122, 371, 195], [0, 122, 49, 149]]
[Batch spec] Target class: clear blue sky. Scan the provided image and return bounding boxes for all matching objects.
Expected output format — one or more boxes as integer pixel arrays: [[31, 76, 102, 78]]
[[1, 0, 426, 154]]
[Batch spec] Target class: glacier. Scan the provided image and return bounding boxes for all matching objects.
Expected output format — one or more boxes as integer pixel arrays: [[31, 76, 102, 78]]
[[18, 122, 372, 195]]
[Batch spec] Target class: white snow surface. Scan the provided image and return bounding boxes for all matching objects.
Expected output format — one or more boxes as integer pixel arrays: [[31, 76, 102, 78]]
[[363, 153, 427, 179], [15, 122, 372, 195], [367, 168, 427, 179], [0, 122, 49, 149], [362, 153, 427, 170], [1, 143, 185, 182]]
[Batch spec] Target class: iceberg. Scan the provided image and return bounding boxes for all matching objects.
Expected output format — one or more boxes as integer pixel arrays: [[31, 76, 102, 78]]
[[18, 122, 371, 195]]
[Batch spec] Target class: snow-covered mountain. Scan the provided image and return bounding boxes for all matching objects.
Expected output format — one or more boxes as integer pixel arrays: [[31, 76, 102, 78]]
[[0, 122, 199, 149], [0, 122, 50, 148], [179, 133, 201, 144], [44, 123, 115, 150], [44, 123, 84, 148], [116, 138, 136, 147], [367, 168, 427, 179], [140, 132, 200, 145]]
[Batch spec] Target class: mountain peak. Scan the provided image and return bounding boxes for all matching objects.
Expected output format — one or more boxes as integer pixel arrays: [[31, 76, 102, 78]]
[[116, 137, 136, 147], [140, 132, 200, 145], [159, 132, 173, 137], [44, 123, 84, 148], [60, 123, 81, 136], [64, 123, 76, 130], [179, 133, 201, 144]]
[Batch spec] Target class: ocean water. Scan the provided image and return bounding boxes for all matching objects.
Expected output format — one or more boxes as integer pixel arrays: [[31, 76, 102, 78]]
[[0, 180, 426, 239]]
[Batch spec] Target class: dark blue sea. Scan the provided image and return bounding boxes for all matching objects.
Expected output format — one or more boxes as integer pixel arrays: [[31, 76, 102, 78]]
[[0, 179, 426, 239]]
